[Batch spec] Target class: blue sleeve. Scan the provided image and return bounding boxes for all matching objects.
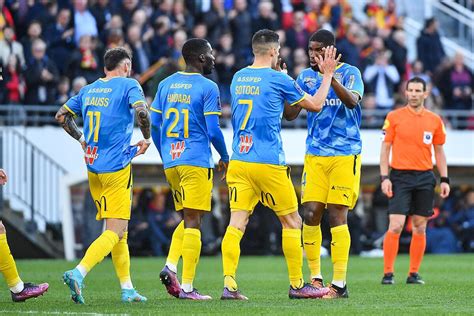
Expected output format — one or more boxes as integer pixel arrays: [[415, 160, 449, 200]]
[[278, 73, 306, 106], [296, 73, 310, 94], [127, 80, 147, 108], [343, 67, 364, 101], [205, 114, 229, 162], [64, 90, 82, 116], [151, 110, 163, 158], [203, 82, 222, 115]]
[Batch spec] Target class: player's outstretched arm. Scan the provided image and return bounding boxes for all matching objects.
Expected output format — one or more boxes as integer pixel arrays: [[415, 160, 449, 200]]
[[298, 46, 340, 112], [133, 102, 151, 156], [150, 110, 163, 158], [434, 144, 450, 198], [283, 102, 302, 121], [205, 114, 229, 181], [55, 106, 86, 150]]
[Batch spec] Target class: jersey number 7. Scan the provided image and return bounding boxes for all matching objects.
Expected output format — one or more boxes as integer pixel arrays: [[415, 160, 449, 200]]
[[239, 99, 253, 130]]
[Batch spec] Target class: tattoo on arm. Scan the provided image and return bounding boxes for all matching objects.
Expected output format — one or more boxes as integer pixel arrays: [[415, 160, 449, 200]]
[[134, 103, 151, 139], [55, 106, 83, 141]]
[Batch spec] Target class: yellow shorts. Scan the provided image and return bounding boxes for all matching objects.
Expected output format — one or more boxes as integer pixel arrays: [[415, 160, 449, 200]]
[[227, 160, 298, 216], [301, 154, 361, 209], [164, 165, 213, 211], [88, 164, 133, 220]]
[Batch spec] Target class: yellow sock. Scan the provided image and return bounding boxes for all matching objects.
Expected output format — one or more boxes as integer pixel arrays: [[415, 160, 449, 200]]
[[221, 226, 243, 290], [303, 224, 322, 278], [111, 232, 132, 287], [282, 228, 304, 289], [80, 230, 119, 272], [181, 228, 201, 285], [330, 224, 351, 283], [0, 234, 21, 288], [167, 220, 184, 268]]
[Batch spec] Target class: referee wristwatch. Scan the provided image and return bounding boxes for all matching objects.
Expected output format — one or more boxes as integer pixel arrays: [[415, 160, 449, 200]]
[[440, 177, 450, 185]]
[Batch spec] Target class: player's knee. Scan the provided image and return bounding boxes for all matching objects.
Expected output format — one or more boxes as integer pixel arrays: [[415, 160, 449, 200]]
[[303, 209, 318, 225], [412, 224, 426, 235], [388, 222, 404, 234], [280, 211, 302, 229], [328, 211, 347, 227], [183, 212, 201, 229], [0, 222, 5, 234]]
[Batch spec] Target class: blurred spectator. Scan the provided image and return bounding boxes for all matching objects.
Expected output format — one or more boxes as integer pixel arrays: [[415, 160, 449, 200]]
[[150, 15, 172, 63], [215, 32, 238, 106], [66, 35, 101, 83], [115, 0, 139, 27], [229, 0, 252, 64], [361, 93, 378, 128], [146, 190, 180, 256], [285, 10, 309, 50], [336, 23, 364, 69], [73, 0, 98, 45], [0, 0, 15, 40], [364, 0, 386, 29], [24, 39, 59, 105], [131, 9, 154, 43], [416, 18, 445, 74], [192, 22, 208, 39], [363, 50, 400, 109], [171, 0, 194, 38], [169, 29, 187, 69], [71, 76, 87, 95], [100, 14, 123, 45], [90, 0, 113, 33], [0, 26, 25, 68], [55, 76, 70, 105], [127, 24, 151, 76], [450, 189, 474, 252], [252, 0, 279, 34], [21, 20, 43, 64], [436, 52, 473, 110], [44, 8, 75, 75], [201, 0, 225, 46], [105, 27, 125, 49], [361, 36, 385, 71], [2, 54, 25, 104], [291, 47, 308, 77], [386, 30, 407, 81]]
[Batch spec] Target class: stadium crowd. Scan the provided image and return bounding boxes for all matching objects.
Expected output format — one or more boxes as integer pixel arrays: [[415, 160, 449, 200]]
[[0, 0, 472, 121]]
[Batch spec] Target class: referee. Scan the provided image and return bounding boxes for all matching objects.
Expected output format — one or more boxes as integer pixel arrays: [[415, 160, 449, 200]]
[[379, 77, 450, 285]]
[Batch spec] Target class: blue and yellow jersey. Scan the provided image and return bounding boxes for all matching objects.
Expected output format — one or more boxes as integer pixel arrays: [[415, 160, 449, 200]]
[[230, 67, 306, 165], [150, 72, 221, 169], [64, 77, 146, 173], [296, 63, 364, 156]]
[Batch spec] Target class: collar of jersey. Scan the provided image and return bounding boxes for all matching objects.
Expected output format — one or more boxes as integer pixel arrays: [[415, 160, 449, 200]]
[[316, 62, 345, 75], [178, 71, 201, 75], [99, 77, 120, 82], [247, 66, 270, 69], [406, 105, 426, 116]]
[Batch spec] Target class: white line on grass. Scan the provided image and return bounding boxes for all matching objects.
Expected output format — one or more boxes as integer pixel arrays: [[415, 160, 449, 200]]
[[0, 311, 131, 316]]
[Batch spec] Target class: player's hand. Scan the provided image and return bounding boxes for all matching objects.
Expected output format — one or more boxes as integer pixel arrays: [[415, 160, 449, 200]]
[[0, 169, 8, 185], [217, 159, 228, 181], [440, 183, 450, 199], [381, 178, 393, 198], [133, 139, 151, 157], [317, 46, 341, 76], [275, 57, 287, 74]]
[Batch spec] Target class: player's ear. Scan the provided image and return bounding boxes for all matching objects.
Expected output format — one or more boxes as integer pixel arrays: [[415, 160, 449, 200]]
[[199, 53, 205, 63]]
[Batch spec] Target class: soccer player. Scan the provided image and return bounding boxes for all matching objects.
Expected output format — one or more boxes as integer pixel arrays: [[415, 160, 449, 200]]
[[55, 47, 151, 304], [0, 168, 49, 302], [220, 29, 339, 300], [150, 38, 229, 300], [292, 29, 364, 299], [380, 77, 450, 285]]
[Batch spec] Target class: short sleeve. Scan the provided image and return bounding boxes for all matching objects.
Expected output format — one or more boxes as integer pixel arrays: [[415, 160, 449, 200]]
[[433, 116, 446, 145], [382, 112, 395, 143], [296, 73, 310, 94], [150, 83, 162, 114], [342, 66, 364, 101], [203, 82, 221, 115], [127, 80, 147, 108], [64, 91, 82, 116], [279, 73, 306, 106]]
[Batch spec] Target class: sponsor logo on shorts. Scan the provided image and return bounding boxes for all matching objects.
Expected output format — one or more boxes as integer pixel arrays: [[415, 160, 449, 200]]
[[170, 141, 186, 160], [239, 135, 253, 153], [85, 146, 99, 165]]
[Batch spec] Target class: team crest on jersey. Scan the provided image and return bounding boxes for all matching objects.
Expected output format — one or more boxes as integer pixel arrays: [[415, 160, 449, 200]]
[[334, 72, 342, 82], [85, 146, 99, 165], [239, 135, 253, 153], [303, 77, 316, 89], [423, 131, 433, 145], [170, 141, 186, 160]]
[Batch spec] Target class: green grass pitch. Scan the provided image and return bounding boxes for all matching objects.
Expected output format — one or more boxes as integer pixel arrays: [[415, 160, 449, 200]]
[[0, 255, 473, 315]]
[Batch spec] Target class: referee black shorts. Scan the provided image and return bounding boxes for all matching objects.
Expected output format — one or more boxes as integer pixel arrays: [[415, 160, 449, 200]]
[[388, 169, 436, 217]]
